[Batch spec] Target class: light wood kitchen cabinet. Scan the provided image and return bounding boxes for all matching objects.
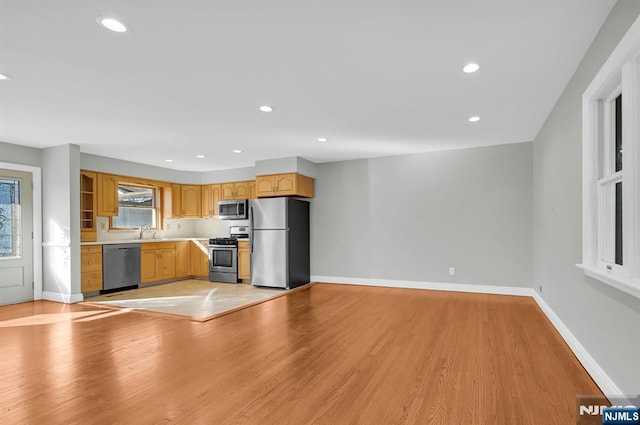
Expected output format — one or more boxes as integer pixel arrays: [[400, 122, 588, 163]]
[[190, 240, 209, 278], [220, 181, 252, 200], [141, 249, 159, 282], [175, 241, 191, 278], [234, 181, 250, 199], [81, 245, 103, 292], [255, 173, 314, 198], [80, 171, 97, 242], [171, 184, 182, 218], [141, 242, 176, 284], [97, 173, 119, 216], [201, 184, 221, 218], [181, 185, 202, 217], [248, 180, 257, 199], [238, 240, 250, 280]]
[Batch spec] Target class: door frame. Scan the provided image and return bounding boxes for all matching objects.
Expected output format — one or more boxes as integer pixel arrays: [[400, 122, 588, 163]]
[[0, 162, 42, 300]]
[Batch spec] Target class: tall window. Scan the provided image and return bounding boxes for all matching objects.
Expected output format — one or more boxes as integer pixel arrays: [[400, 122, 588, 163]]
[[111, 184, 158, 229], [0, 179, 21, 258], [597, 91, 623, 269], [581, 18, 640, 299]]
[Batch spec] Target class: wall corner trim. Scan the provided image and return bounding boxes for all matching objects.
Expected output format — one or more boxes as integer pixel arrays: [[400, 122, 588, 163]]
[[530, 291, 624, 400], [311, 276, 624, 399], [42, 291, 84, 304]]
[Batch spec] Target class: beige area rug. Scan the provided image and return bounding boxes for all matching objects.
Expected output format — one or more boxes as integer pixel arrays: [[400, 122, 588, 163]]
[[82, 280, 286, 322]]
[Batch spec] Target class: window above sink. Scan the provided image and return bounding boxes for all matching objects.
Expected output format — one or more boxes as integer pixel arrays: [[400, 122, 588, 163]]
[[111, 184, 158, 229]]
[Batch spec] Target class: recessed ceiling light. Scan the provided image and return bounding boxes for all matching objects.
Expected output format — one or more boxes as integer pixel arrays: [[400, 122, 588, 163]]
[[0, 73, 11, 80], [463, 63, 480, 73], [468, 116, 481, 122], [259, 105, 274, 112], [232, 149, 243, 154], [165, 159, 174, 163], [317, 137, 328, 142], [98, 17, 128, 33], [196, 155, 206, 159]]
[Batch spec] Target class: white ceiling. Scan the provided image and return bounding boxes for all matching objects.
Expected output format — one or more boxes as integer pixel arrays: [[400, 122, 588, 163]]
[[0, 0, 615, 172]]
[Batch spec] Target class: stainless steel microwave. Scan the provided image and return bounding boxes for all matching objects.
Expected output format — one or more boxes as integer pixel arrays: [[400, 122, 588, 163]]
[[218, 199, 248, 220]]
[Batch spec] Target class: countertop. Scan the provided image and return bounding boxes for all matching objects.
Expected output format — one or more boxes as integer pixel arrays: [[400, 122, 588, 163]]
[[81, 237, 211, 246]]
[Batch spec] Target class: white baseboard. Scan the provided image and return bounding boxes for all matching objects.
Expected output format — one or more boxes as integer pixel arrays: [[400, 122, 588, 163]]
[[311, 275, 624, 399], [530, 292, 624, 400], [42, 291, 84, 304], [311, 275, 532, 296]]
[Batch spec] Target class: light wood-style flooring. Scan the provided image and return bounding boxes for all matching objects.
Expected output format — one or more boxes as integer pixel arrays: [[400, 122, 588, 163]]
[[0, 283, 602, 424], [84, 280, 285, 320]]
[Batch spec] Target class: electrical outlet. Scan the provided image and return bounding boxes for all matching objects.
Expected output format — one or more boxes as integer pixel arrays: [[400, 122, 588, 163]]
[[100, 222, 106, 230], [449, 267, 455, 276], [177, 223, 181, 229], [166, 223, 171, 230]]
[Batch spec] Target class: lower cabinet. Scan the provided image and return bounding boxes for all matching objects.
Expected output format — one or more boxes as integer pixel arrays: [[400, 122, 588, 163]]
[[141, 243, 176, 284], [238, 240, 250, 281], [175, 242, 191, 278], [83, 240, 205, 289], [190, 240, 209, 278], [81, 245, 103, 293]]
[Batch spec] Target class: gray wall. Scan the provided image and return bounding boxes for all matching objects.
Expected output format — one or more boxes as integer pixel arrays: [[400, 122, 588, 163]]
[[81, 153, 202, 184], [312, 142, 533, 287], [533, 1, 640, 394], [0, 141, 42, 167]]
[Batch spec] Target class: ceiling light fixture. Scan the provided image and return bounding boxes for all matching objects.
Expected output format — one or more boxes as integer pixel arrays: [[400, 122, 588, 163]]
[[196, 155, 206, 159], [232, 149, 243, 154], [98, 17, 128, 33], [463, 63, 480, 73], [165, 159, 174, 163], [468, 116, 481, 122], [0, 73, 11, 80], [317, 137, 328, 142], [259, 105, 274, 112]]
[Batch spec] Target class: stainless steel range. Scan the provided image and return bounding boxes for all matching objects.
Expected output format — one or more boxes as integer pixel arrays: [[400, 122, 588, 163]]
[[208, 226, 249, 283]]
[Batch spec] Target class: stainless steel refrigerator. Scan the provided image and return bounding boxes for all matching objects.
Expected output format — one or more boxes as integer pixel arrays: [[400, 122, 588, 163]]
[[249, 197, 310, 289]]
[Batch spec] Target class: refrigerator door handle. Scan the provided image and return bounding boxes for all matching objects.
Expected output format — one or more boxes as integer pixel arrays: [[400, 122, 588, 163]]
[[249, 205, 254, 253]]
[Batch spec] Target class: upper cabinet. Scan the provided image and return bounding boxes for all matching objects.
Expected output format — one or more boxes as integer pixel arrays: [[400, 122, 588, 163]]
[[256, 173, 314, 198], [171, 184, 182, 218], [221, 181, 253, 200], [80, 171, 97, 242], [249, 180, 257, 199], [202, 184, 221, 218], [83, 169, 310, 232], [97, 173, 119, 216], [181, 185, 201, 218]]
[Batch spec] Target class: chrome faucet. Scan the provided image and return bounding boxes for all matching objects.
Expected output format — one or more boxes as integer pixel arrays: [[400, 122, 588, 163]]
[[139, 224, 151, 239]]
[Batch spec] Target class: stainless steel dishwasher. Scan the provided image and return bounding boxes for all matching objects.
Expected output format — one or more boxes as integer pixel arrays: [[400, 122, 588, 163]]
[[102, 243, 141, 291]]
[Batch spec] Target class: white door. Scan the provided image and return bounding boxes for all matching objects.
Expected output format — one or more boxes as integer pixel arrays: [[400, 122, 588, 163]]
[[0, 169, 33, 305]]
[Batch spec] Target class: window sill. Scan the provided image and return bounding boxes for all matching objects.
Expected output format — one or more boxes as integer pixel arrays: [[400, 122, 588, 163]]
[[576, 264, 640, 300]]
